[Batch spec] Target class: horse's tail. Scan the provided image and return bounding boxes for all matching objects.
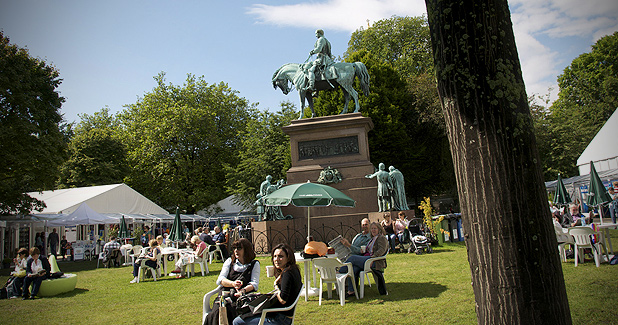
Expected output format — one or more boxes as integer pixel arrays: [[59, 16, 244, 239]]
[[353, 62, 370, 96]]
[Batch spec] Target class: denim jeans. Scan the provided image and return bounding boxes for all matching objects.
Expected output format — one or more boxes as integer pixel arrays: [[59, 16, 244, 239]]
[[339, 254, 371, 293], [133, 259, 158, 277], [23, 275, 45, 297], [386, 234, 397, 251], [232, 312, 293, 325]]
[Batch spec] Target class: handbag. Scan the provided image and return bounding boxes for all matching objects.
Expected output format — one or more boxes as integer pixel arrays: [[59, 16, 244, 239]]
[[247, 293, 277, 315], [238, 292, 278, 319]]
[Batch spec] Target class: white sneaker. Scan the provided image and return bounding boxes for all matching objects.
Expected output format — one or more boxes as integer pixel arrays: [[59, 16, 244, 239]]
[[130, 277, 138, 283]]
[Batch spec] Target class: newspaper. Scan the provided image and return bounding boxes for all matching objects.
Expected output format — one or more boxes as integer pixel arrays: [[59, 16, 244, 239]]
[[328, 235, 351, 262]]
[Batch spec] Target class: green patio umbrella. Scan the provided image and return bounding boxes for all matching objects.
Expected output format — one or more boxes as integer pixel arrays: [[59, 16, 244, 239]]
[[586, 162, 612, 224], [118, 215, 130, 239], [263, 181, 356, 239], [168, 207, 184, 242], [554, 174, 571, 205]]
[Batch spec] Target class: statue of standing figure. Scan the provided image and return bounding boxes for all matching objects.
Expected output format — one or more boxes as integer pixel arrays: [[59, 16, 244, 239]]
[[389, 166, 408, 211], [258, 175, 286, 221], [365, 163, 392, 212]]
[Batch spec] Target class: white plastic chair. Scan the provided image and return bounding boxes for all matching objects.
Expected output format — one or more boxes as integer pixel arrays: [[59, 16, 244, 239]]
[[137, 250, 162, 283], [129, 245, 143, 264], [187, 250, 209, 277], [258, 284, 304, 325], [202, 285, 224, 324], [359, 251, 388, 298], [97, 251, 105, 268], [569, 226, 609, 267], [209, 244, 225, 264], [312, 258, 358, 306], [120, 244, 133, 265], [554, 222, 574, 262]]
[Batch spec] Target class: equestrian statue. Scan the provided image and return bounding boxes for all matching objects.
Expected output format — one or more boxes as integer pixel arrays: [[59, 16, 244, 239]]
[[272, 29, 370, 119]]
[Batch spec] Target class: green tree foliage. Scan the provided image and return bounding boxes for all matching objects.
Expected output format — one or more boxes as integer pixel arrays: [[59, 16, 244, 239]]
[[347, 16, 444, 129], [540, 32, 618, 178], [224, 102, 296, 208], [119, 73, 253, 213], [317, 16, 455, 201], [0, 32, 67, 215], [57, 107, 128, 188], [346, 15, 434, 77]]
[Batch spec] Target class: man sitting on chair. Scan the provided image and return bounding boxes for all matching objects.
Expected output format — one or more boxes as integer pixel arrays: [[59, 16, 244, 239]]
[[564, 204, 593, 227], [213, 226, 229, 259], [102, 236, 121, 267]]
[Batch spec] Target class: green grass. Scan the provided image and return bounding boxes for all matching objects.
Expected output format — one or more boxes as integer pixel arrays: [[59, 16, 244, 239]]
[[1, 241, 617, 324]]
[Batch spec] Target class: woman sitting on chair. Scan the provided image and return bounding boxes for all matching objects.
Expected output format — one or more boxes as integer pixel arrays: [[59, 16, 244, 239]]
[[233, 243, 302, 325], [204, 238, 260, 325], [342, 222, 389, 297], [171, 235, 207, 278], [130, 239, 160, 283]]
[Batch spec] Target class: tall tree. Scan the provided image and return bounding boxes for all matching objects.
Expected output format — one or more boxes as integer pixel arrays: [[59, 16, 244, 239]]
[[224, 102, 296, 208], [342, 16, 456, 203], [119, 73, 253, 213], [346, 16, 434, 78], [0, 32, 67, 215], [546, 31, 618, 177], [57, 107, 128, 188], [425, 0, 571, 323]]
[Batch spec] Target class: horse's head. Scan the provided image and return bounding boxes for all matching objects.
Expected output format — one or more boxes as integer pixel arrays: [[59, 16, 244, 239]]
[[273, 64, 297, 95], [272, 76, 290, 95]]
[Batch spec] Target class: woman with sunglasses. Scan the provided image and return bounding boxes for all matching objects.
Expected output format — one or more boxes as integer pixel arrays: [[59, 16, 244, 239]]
[[204, 238, 260, 325]]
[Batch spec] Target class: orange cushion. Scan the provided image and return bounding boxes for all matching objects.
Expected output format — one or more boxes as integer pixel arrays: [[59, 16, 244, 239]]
[[304, 241, 328, 256]]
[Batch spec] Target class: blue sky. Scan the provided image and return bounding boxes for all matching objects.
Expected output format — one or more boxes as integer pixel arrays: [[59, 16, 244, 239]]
[[1, 0, 617, 124]]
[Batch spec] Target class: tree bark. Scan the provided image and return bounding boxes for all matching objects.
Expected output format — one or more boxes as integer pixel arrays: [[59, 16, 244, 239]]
[[424, 0, 572, 323]]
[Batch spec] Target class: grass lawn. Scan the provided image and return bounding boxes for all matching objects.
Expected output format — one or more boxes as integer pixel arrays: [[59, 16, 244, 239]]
[[1, 241, 617, 324]]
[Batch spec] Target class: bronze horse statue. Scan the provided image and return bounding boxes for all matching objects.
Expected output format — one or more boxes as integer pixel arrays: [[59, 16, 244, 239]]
[[272, 62, 370, 119]]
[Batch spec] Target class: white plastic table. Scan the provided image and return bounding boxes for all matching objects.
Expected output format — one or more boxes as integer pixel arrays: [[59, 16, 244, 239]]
[[294, 252, 337, 301], [161, 247, 187, 275], [596, 222, 618, 254]]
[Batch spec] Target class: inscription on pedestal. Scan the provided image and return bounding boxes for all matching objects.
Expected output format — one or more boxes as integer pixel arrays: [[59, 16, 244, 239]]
[[298, 136, 359, 160]]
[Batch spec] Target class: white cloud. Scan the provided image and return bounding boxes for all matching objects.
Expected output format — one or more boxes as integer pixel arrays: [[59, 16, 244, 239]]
[[509, 0, 618, 99], [249, 0, 617, 102], [510, 0, 618, 40], [247, 0, 426, 32]]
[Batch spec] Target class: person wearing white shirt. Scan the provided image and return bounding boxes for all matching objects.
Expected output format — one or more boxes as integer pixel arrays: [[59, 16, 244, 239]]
[[204, 238, 260, 325], [22, 247, 50, 299]]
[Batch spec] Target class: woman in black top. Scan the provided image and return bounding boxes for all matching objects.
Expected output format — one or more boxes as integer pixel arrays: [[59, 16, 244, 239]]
[[233, 243, 302, 325]]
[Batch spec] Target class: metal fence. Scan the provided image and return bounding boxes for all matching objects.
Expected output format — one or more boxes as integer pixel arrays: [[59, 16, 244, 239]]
[[247, 221, 361, 255]]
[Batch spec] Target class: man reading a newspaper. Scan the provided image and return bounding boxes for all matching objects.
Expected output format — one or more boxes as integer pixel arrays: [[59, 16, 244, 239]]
[[339, 218, 372, 255], [337, 218, 372, 298]]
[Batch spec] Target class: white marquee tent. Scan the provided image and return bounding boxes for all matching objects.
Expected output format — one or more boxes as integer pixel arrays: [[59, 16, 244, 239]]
[[48, 203, 113, 226], [27, 183, 168, 215], [577, 107, 618, 175]]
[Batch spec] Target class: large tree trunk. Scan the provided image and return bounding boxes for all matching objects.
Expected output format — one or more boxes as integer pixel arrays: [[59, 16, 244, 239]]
[[424, 0, 572, 323]]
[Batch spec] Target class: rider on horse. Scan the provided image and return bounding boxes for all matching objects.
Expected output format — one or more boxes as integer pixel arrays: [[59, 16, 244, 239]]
[[306, 29, 335, 93]]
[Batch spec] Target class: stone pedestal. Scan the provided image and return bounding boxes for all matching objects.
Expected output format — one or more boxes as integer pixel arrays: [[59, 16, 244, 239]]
[[280, 113, 378, 222]]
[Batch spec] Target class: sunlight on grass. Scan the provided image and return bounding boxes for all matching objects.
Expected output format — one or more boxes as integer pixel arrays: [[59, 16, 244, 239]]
[[1, 241, 617, 324]]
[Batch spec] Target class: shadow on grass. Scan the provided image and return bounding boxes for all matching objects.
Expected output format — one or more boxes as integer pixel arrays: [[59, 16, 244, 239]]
[[55, 288, 89, 298], [344, 281, 448, 304], [392, 248, 455, 254]]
